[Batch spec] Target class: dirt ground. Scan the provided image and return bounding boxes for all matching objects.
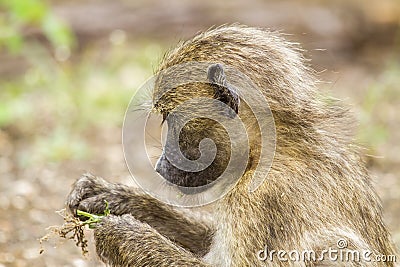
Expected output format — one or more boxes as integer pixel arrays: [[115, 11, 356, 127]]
[[0, 0, 399, 266]]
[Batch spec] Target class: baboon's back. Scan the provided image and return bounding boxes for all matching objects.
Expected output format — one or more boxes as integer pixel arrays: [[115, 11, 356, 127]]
[[158, 25, 396, 266]]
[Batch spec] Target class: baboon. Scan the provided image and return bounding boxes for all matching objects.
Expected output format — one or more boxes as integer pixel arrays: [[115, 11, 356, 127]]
[[66, 25, 397, 266]]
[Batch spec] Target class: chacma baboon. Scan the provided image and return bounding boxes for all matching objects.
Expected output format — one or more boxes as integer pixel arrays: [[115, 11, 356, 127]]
[[66, 25, 397, 266]]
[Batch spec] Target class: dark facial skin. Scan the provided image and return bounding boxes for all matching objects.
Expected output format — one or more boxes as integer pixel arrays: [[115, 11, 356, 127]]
[[155, 117, 230, 193]]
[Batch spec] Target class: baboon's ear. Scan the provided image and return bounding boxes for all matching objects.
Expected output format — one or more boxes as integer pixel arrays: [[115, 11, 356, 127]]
[[207, 63, 239, 117]]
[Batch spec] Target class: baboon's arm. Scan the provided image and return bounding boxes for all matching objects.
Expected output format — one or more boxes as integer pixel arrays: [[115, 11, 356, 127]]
[[66, 173, 214, 256], [94, 214, 210, 267]]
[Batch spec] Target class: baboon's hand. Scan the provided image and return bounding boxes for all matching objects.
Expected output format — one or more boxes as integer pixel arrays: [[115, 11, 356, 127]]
[[66, 173, 116, 217]]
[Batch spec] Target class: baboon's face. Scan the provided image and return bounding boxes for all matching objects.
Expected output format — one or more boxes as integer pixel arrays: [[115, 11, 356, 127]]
[[156, 116, 230, 191], [154, 64, 240, 193]]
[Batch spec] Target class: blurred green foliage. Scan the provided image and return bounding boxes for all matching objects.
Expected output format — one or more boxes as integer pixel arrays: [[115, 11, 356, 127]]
[[0, 0, 163, 164], [0, 40, 161, 164], [0, 0, 74, 53], [357, 62, 400, 150]]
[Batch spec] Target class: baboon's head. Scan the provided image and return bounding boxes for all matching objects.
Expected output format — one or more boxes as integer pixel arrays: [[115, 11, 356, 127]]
[[153, 64, 240, 193]]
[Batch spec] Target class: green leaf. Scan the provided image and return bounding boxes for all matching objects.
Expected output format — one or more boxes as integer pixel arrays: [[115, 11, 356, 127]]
[[42, 13, 75, 48], [1, 28, 23, 54], [3, 0, 48, 24]]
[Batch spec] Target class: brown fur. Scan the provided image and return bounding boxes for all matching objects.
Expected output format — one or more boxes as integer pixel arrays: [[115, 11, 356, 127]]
[[66, 25, 397, 266]]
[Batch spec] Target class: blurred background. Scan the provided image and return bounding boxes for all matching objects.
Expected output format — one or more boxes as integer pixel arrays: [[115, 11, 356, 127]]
[[0, 0, 399, 266]]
